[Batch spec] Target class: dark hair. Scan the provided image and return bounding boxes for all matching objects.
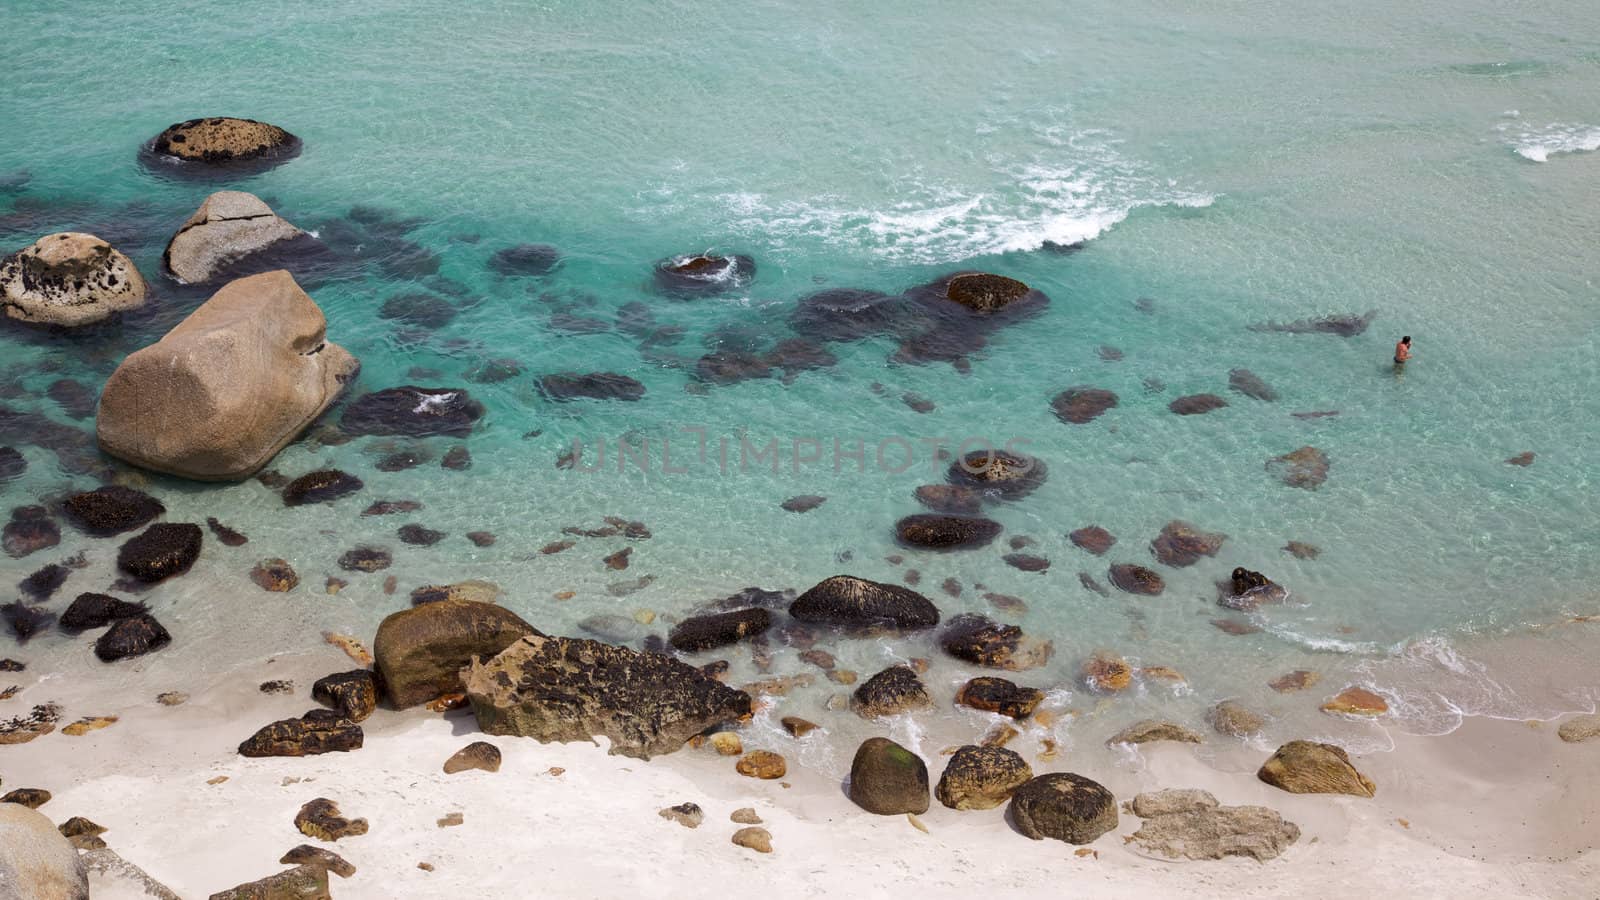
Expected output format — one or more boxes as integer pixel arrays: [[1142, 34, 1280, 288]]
[[1401, 336, 1411, 343]]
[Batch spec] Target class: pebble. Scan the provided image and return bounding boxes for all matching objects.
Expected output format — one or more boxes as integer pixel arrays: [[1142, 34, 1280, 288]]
[[730, 808, 762, 825], [731, 827, 772, 853]]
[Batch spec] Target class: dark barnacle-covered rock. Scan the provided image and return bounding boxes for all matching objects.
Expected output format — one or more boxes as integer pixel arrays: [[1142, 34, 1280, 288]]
[[340, 386, 485, 438], [116, 523, 202, 583], [653, 253, 756, 296]]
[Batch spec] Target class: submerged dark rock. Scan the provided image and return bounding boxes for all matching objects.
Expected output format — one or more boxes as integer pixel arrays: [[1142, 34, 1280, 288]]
[[46, 379, 97, 419], [789, 576, 940, 631], [941, 614, 1052, 671], [956, 676, 1045, 719], [895, 514, 1003, 551], [489, 243, 562, 276], [3, 601, 54, 642], [913, 484, 983, 515], [539, 372, 647, 402], [282, 470, 364, 506], [379, 292, 457, 328], [668, 608, 772, 653], [0, 447, 23, 482], [398, 524, 446, 546], [18, 563, 68, 601], [60, 593, 146, 631], [462, 635, 754, 759], [653, 253, 756, 296], [695, 350, 772, 385], [1108, 563, 1165, 596], [1268, 446, 1330, 490], [94, 614, 171, 661], [1249, 310, 1377, 337], [205, 517, 248, 546], [1150, 520, 1227, 567], [946, 449, 1047, 499], [1051, 387, 1119, 425], [780, 495, 826, 513], [340, 386, 485, 438], [3, 507, 59, 559], [1069, 526, 1116, 556], [337, 547, 392, 572], [116, 523, 202, 583], [1228, 368, 1279, 401], [62, 486, 165, 536], [1169, 393, 1229, 415], [788, 288, 906, 342]]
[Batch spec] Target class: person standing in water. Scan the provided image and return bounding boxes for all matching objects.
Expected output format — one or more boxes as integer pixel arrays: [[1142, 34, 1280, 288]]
[[1394, 335, 1413, 370]]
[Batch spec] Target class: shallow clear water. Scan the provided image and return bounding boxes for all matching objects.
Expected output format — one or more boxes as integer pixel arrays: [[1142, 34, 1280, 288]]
[[2, 0, 1598, 761]]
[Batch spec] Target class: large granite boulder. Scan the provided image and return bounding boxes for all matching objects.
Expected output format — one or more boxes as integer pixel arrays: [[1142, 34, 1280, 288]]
[[668, 608, 771, 652], [789, 575, 940, 631], [163, 191, 303, 284], [339, 386, 484, 438], [0, 803, 87, 899], [237, 709, 363, 758], [1008, 773, 1118, 844], [1257, 741, 1375, 797], [1127, 789, 1300, 862], [1, 232, 147, 327], [116, 523, 201, 583], [97, 270, 358, 480], [462, 635, 753, 759], [1150, 520, 1226, 568], [955, 676, 1044, 719], [894, 513, 1003, 551], [936, 745, 1032, 810], [848, 737, 929, 815], [62, 486, 164, 536], [940, 614, 1052, 670], [146, 117, 300, 165], [946, 449, 1047, 499], [373, 600, 538, 709], [851, 665, 932, 718]]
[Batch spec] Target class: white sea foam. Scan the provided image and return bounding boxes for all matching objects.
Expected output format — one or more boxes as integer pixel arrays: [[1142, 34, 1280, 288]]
[[638, 118, 1212, 264], [1511, 123, 1600, 162]]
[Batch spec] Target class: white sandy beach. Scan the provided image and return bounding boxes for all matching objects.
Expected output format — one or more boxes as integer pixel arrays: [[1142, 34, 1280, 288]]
[[3, 641, 1595, 900]]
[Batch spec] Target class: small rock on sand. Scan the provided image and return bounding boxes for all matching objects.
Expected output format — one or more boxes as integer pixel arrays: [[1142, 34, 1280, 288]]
[[660, 803, 704, 828], [736, 750, 787, 779], [732, 827, 772, 853], [731, 808, 762, 825], [443, 741, 502, 774], [1557, 714, 1600, 743]]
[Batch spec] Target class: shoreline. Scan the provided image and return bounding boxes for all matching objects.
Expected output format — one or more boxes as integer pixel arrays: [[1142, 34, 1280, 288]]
[[2, 624, 1595, 898]]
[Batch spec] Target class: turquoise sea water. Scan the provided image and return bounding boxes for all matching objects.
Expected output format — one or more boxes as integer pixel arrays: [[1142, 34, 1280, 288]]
[[2, 1, 1598, 763]]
